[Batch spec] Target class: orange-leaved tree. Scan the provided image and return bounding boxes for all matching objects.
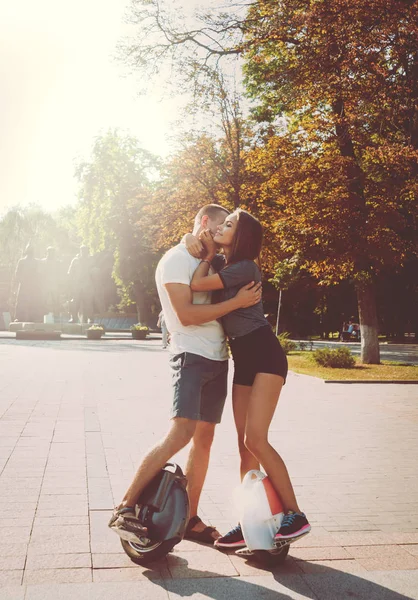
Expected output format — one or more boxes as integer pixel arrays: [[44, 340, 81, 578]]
[[242, 0, 418, 363]]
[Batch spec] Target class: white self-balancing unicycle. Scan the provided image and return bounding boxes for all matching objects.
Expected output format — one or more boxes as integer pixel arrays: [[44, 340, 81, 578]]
[[236, 470, 290, 566]]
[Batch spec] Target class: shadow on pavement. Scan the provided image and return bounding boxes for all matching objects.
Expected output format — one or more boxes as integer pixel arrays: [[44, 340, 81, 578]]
[[144, 555, 413, 600]]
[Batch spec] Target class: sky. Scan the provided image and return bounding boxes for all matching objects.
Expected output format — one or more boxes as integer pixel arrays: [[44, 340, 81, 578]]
[[0, 0, 197, 214]]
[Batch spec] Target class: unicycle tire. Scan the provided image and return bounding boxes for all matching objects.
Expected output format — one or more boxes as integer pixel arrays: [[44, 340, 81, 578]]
[[121, 538, 177, 565]]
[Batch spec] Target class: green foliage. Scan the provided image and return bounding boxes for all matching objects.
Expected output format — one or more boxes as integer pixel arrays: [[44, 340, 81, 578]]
[[75, 130, 161, 322], [277, 332, 297, 355], [313, 346, 356, 369]]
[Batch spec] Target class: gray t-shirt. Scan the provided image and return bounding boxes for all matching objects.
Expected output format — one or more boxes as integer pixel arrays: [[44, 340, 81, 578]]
[[213, 256, 268, 339]]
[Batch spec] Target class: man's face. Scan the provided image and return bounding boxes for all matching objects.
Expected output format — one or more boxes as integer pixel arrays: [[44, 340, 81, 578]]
[[205, 211, 230, 237]]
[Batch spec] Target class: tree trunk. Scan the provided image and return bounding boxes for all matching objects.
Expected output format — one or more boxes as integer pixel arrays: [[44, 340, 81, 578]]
[[355, 280, 380, 364]]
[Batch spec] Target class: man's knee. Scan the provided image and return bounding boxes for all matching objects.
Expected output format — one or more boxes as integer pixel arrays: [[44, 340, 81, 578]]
[[166, 418, 196, 451], [193, 421, 216, 452]]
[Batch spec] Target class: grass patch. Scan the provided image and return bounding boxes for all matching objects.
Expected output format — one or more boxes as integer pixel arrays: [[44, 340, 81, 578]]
[[287, 351, 418, 381]]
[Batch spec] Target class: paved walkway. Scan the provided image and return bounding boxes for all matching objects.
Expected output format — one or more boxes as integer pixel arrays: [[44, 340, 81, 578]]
[[0, 337, 418, 599]]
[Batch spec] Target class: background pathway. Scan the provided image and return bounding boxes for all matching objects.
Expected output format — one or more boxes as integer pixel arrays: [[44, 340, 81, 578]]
[[0, 337, 417, 599]]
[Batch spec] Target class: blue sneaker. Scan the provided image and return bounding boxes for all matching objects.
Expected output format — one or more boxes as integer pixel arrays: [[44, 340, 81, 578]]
[[275, 511, 311, 543], [214, 524, 246, 549]]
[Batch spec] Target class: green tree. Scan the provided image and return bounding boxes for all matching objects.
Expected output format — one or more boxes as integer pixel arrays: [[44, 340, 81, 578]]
[[75, 130, 160, 322]]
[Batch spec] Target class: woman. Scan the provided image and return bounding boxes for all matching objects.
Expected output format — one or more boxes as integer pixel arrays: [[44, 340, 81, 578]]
[[186, 209, 310, 549]]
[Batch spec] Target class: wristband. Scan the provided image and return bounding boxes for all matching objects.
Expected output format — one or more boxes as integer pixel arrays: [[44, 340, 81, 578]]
[[201, 259, 212, 266]]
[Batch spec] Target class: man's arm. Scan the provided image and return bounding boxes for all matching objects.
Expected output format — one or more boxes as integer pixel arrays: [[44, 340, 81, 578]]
[[165, 282, 261, 327]]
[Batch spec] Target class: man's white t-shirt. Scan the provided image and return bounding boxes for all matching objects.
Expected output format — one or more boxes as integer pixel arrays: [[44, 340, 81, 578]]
[[155, 244, 228, 362]]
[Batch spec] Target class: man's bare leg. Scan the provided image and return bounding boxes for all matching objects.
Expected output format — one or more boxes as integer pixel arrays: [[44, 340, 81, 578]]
[[184, 421, 220, 540], [121, 417, 196, 508]]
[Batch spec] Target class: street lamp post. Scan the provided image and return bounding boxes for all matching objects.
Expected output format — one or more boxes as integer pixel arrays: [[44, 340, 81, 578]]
[[275, 289, 282, 336]]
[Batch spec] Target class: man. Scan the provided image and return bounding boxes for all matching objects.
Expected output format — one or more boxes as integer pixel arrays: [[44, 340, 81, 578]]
[[157, 310, 168, 349], [109, 204, 261, 543]]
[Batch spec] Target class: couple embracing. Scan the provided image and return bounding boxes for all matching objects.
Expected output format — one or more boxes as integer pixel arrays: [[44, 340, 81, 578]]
[[109, 203, 310, 549]]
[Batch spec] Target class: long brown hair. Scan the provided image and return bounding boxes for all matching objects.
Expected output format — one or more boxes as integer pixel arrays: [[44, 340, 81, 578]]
[[228, 209, 263, 264]]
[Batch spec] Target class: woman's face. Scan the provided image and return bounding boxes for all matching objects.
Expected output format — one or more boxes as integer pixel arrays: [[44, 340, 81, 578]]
[[213, 212, 238, 246]]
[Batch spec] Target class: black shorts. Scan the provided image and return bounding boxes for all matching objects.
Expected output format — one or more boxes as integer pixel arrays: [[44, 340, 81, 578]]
[[229, 325, 288, 387]]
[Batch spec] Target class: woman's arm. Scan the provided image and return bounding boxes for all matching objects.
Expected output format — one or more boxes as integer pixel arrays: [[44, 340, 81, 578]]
[[190, 259, 225, 292], [190, 230, 224, 292], [166, 281, 261, 326]]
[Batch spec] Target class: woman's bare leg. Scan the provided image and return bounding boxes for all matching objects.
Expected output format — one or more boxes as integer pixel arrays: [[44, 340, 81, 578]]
[[232, 384, 259, 480], [244, 373, 300, 513]]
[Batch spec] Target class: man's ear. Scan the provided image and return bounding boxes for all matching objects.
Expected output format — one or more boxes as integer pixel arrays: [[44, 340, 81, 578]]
[[201, 215, 209, 229]]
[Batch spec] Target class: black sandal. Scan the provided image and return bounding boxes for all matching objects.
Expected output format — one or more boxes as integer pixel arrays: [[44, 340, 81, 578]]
[[184, 515, 219, 544]]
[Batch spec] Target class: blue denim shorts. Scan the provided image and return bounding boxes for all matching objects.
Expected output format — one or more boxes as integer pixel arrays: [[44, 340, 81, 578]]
[[169, 352, 228, 423]]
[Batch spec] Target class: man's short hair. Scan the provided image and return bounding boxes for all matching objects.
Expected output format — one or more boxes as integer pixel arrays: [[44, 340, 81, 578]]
[[194, 204, 230, 225]]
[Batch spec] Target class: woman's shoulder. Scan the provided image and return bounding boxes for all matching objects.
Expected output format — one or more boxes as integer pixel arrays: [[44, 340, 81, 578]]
[[227, 259, 260, 272]]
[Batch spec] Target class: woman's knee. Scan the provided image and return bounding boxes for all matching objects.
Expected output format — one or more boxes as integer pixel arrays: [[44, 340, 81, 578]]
[[244, 433, 269, 457], [238, 437, 250, 458]]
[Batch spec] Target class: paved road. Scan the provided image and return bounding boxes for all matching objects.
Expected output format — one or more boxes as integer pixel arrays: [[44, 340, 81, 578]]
[[298, 340, 418, 365], [0, 337, 417, 599]]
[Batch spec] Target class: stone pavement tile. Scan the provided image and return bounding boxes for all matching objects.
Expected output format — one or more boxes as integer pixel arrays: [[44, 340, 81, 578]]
[[35, 504, 88, 518], [389, 533, 418, 544], [401, 544, 418, 557], [290, 546, 351, 561], [39, 486, 87, 496], [29, 524, 89, 545], [166, 550, 239, 578], [285, 532, 343, 548], [25, 552, 91, 570], [90, 510, 125, 554], [0, 491, 39, 502], [175, 540, 225, 553], [344, 545, 414, 559], [92, 553, 139, 569], [33, 515, 89, 527], [0, 570, 23, 586], [0, 555, 26, 571], [92, 566, 170, 582], [303, 569, 418, 600], [356, 555, 418, 571], [0, 543, 28, 558], [330, 532, 393, 546], [0, 478, 42, 490], [24, 580, 170, 600], [228, 554, 303, 577], [0, 501, 38, 512], [367, 570, 418, 600], [164, 574, 314, 600], [2, 516, 35, 527], [23, 568, 93, 585], [37, 494, 87, 508], [0, 587, 25, 600], [1, 527, 32, 544], [27, 538, 90, 555], [297, 559, 366, 574]]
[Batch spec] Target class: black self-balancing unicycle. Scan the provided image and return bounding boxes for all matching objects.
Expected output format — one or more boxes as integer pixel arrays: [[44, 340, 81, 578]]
[[120, 463, 189, 565]]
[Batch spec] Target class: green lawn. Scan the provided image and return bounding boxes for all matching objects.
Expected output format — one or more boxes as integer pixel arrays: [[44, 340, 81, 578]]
[[287, 351, 418, 381]]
